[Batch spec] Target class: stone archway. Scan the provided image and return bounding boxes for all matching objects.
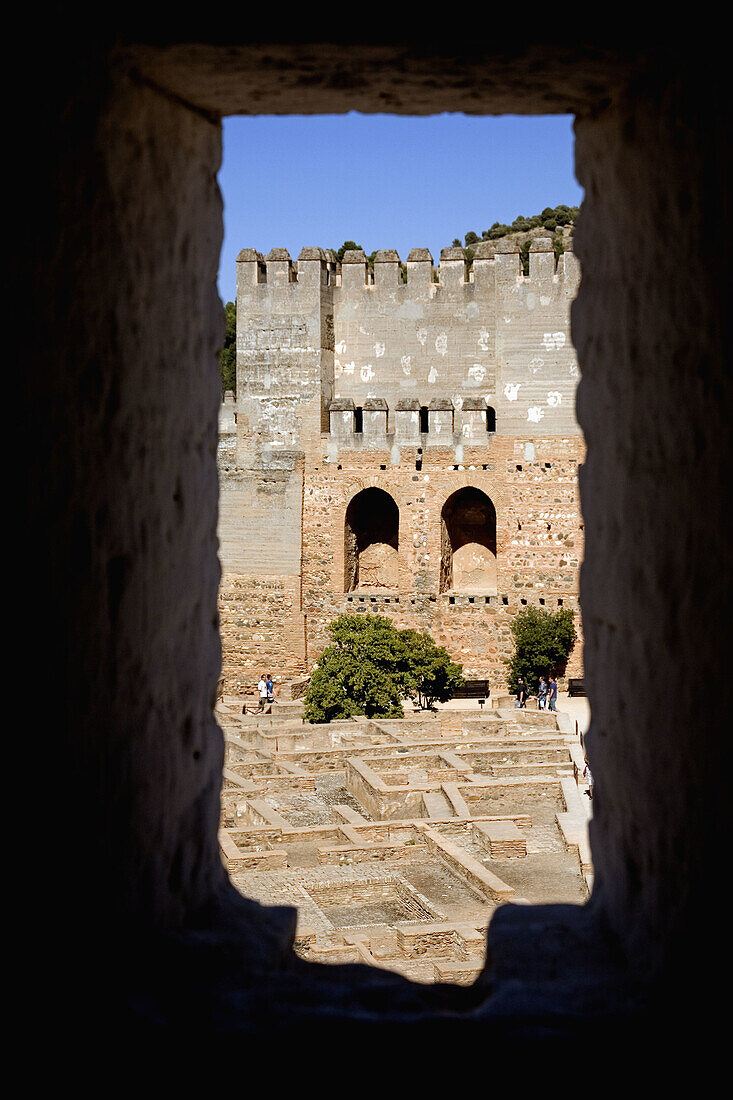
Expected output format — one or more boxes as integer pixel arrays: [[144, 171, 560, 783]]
[[344, 487, 400, 591], [440, 487, 497, 594]]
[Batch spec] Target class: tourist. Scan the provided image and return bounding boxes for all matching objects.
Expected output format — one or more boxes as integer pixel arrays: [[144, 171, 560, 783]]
[[548, 676, 558, 711], [266, 673, 275, 705], [538, 676, 548, 710], [257, 673, 268, 712], [516, 677, 527, 708], [583, 757, 594, 799]]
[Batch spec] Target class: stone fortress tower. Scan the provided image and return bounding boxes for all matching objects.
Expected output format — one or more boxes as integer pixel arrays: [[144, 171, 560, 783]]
[[217, 237, 584, 694]]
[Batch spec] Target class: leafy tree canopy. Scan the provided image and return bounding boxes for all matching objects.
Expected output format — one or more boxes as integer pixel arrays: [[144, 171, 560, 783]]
[[335, 240, 378, 267], [219, 300, 236, 396], [303, 615, 464, 722], [399, 628, 464, 710], [506, 607, 576, 694], [336, 240, 362, 262]]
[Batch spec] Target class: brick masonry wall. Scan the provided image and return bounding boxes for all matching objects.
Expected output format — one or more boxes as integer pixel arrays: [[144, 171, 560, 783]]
[[299, 435, 584, 684], [218, 241, 585, 693], [218, 572, 305, 692]]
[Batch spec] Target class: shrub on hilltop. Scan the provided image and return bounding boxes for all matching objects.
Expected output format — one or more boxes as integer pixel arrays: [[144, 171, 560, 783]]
[[453, 204, 581, 273]]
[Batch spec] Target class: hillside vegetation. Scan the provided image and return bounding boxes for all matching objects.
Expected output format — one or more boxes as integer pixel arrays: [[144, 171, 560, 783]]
[[452, 204, 579, 271]]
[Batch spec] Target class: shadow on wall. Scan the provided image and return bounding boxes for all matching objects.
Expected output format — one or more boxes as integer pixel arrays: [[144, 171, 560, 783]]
[[23, 33, 731, 1055]]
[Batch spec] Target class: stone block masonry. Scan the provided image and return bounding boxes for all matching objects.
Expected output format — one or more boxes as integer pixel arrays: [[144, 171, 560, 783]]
[[218, 240, 584, 691], [216, 700, 592, 983]]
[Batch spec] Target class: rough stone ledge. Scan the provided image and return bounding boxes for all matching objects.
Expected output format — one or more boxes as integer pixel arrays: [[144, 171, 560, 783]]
[[104, 886, 643, 1044]]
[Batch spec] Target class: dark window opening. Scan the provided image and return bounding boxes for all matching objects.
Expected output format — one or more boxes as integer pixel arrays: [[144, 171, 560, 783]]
[[354, 406, 363, 433], [419, 406, 429, 433], [344, 487, 399, 592], [440, 486, 497, 595], [486, 406, 496, 432]]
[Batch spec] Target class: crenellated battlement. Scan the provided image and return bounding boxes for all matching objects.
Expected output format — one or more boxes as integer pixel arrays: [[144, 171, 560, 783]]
[[237, 246, 340, 290], [236, 237, 579, 294], [235, 233, 580, 465], [328, 395, 497, 449]]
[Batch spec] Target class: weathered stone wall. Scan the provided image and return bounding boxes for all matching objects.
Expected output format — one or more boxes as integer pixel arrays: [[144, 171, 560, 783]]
[[235, 249, 335, 466], [299, 440, 584, 682], [331, 240, 579, 439], [219, 238, 584, 691], [218, 573, 305, 691], [28, 32, 730, 1041]]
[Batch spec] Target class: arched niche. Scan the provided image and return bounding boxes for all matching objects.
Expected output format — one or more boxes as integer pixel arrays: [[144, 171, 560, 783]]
[[440, 487, 497, 594], [344, 487, 400, 592]]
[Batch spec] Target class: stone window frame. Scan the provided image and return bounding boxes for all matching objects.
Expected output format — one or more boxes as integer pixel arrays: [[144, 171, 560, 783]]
[[27, 39, 727, 1043]]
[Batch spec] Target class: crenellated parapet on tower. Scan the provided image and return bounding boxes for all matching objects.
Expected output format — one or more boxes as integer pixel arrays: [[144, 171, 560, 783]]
[[235, 237, 580, 467], [235, 246, 338, 467]]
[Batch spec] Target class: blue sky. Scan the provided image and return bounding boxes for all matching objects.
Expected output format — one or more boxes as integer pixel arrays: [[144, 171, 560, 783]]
[[217, 113, 582, 304]]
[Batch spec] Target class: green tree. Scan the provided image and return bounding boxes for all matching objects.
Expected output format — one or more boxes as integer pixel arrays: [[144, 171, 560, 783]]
[[464, 230, 480, 246], [336, 240, 362, 262], [399, 629, 464, 710], [506, 607, 576, 694], [219, 300, 236, 395], [303, 614, 410, 722], [303, 615, 465, 721]]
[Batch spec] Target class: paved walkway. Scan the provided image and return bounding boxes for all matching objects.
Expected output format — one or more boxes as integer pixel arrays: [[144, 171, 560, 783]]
[[435, 692, 591, 735], [555, 693, 591, 735]]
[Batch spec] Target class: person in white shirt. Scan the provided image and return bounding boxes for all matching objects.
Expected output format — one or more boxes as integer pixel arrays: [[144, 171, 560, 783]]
[[257, 674, 268, 712]]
